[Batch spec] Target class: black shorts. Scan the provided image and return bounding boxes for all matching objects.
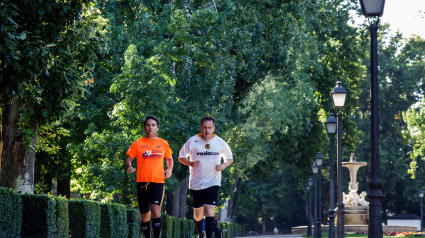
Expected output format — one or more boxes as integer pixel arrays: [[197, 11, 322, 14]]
[[190, 186, 220, 209], [136, 182, 165, 214]]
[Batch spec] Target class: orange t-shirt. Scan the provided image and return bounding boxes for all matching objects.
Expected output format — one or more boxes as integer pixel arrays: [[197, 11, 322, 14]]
[[126, 137, 172, 183]]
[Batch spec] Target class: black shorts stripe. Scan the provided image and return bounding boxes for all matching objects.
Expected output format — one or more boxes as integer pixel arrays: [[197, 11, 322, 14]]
[[136, 182, 165, 214], [190, 186, 220, 209]]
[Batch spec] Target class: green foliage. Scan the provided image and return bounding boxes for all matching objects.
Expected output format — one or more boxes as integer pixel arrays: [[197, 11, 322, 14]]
[[364, 31, 425, 216], [404, 104, 425, 177], [69, 127, 130, 201], [235, 163, 307, 232], [172, 217, 181, 238], [55, 196, 70, 238], [68, 199, 101, 238], [40, 0, 367, 227], [218, 222, 243, 238], [0, 0, 96, 148], [179, 218, 194, 238], [227, 74, 318, 175], [0, 187, 22, 237], [398, 36, 425, 178], [100, 203, 128, 238], [352, 26, 425, 218], [127, 209, 141, 238], [7, 0, 425, 233], [21, 194, 57, 238], [161, 213, 173, 238], [0, 187, 243, 237]]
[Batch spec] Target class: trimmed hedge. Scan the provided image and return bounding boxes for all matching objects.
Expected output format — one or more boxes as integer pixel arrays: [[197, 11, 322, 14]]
[[100, 203, 128, 238], [69, 199, 101, 238], [180, 218, 195, 238], [127, 208, 141, 238], [218, 222, 244, 238], [219, 222, 227, 238], [0, 188, 244, 238], [21, 193, 58, 238], [160, 213, 173, 238], [54, 196, 69, 238], [0, 187, 22, 237], [172, 217, 181, 238]]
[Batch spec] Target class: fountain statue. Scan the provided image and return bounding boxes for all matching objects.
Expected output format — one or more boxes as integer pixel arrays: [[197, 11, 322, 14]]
[[291, 152, 418, 234], [342, 152, 369, 225]]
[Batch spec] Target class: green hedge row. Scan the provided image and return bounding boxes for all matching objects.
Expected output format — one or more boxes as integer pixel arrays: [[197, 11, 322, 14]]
[[0, 187, 22, 237], [218, 222, 245, 238], [0, 187, 244, 237]]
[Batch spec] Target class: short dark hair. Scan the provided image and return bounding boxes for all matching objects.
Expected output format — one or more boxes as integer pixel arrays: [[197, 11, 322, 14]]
[[144, 116, 159, 127], [200, 116, 214, 125]]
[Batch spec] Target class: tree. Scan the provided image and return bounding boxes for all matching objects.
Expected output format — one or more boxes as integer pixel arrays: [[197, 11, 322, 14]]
[[355, 27, 425, 217], [0, 0, 91, 193]]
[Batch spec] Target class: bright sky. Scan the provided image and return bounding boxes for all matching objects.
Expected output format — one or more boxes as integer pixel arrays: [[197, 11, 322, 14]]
[[380, 0, 425, 38]]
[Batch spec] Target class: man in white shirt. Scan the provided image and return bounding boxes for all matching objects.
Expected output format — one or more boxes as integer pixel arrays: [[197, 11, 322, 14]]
[[179, 116, 233, 238]]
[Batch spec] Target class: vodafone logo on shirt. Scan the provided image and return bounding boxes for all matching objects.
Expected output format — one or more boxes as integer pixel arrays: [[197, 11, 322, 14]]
[[196, 151, 219, 156]]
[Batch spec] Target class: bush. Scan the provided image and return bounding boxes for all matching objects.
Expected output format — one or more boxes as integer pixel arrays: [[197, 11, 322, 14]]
[[160, 213, 173, 238], [0, 187, 22, 237], [69, 199, 101, 238], [0, 188, 243, 238], [54, 196, 69, 238], [127, 208, 141, 238], [100, 203, 128, 238], [180, 218, 195, 238], [172, 217, 181, 238], [20, 193, 57, 238], [217, 222, 244, 238]]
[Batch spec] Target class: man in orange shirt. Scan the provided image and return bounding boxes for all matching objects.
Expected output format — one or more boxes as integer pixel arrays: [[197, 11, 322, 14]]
[[125, 116, 173, 238]]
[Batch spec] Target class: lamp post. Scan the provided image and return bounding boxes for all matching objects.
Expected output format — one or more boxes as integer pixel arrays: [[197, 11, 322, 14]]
[[312, 163, 318, 238], [330, 81, 348, 238], [420, 190, 424, 232], [313, 153, 324, 238], [325, 114, 337, 238], [308, 177, 314, 236], [359, 1, 386, 237]]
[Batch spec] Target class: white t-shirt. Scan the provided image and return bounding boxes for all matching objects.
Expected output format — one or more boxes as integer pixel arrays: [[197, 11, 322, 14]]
[[179, 134, 233, 190]]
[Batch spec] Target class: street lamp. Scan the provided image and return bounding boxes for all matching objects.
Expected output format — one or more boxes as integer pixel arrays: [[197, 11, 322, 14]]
[[330, 81, 348, 238], [312, 162, 319, 238], [313, 153, 324, 238], [325, 114, 337, 238], [359, 0, 386, 237], [420, 190, 424, 232], [307, 177, 314, 236]]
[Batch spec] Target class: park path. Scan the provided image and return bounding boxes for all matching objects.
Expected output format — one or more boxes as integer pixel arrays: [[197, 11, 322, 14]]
[[235, 234, 306, 238]]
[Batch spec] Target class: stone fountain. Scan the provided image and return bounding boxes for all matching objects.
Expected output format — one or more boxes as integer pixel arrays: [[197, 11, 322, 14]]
[[291, 153, 418, 234], [342, 152, 369, 225]]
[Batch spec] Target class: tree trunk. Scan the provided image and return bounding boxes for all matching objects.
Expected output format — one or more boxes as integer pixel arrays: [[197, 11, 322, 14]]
[[171, 183, 180, 217], [262, 216, 267, 234], [178, 176, 189, 218], [57, 176, 70, 198], [0, 99, 37, 194], [16, 133, 37, 194], [226, 176, 242, 222]]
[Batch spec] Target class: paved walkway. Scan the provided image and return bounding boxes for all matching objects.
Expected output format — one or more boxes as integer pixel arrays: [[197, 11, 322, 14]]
[[235, 234, 306, 238]]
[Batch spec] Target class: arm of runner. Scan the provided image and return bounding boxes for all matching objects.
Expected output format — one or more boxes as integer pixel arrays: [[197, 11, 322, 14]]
[[215, 158, 233, 171], [125, 155, 136, 174], [178, 157, 200, 168], [164, 156, 174, 179]]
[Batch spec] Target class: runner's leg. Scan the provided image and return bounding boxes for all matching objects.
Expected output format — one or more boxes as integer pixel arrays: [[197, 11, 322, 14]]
[[203, 186, 219, 238], [191, 189, 205, 237], [138, 182, 152, 238], [149, 183, 164, 238]]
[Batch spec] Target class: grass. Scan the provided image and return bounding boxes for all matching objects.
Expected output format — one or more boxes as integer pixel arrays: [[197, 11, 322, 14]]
[[304, 233, 425, 238]]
